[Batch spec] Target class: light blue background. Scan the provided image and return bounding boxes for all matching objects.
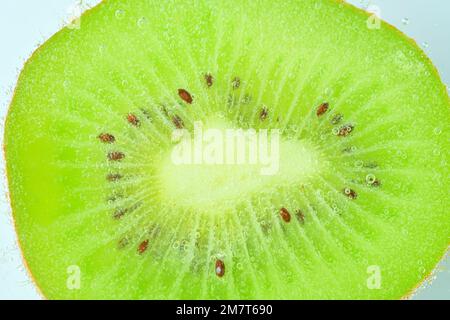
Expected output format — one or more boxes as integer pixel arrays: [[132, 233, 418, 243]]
[[0, 0, 448, 300]]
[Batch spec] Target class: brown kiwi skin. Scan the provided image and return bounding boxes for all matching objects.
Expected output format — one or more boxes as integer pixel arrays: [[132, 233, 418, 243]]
[[2, 0, 449, 299]]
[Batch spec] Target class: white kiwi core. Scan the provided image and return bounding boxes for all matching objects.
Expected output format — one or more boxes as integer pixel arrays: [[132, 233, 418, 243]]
[[158, 118, 321, 211]]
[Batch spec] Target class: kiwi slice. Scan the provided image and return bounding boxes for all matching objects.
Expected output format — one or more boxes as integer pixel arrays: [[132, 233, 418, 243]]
[[4, 0, 449, 299]]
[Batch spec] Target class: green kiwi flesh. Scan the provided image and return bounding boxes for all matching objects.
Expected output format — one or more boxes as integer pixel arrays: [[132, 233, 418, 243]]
[[4, 0, 449, 299]]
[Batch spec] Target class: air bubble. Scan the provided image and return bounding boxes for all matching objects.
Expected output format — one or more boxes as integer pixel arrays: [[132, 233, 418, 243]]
[[422, 42, 429, 49], [332, 127, 340, 135], [354, 160, 364, 168], [366, 174, 376, 185], [344, 188, 351, 195], [63, 80, 71, 88], [98, 44, 105, 55], [433, 127, 442, 135], [401, 18, 409, 25], [137, 17, 148, 28], [115, 9, 125, 19]]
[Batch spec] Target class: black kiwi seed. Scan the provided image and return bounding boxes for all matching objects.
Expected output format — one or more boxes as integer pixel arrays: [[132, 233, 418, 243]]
[[342, 146, 354, 153], [108, 151, 125, 161], [178, 89, 193, 104], [260, 106, 269, 121], [107, 193, 123, 203], [205, 73, 214, 87], [215, 259, 225, 277], [241, 94, 252, 105], [279, 207, 292, 223], [160, 105, 170, 117], [331, 113, 343, 125], [107, 173, 122, 182], [343, 188, 357, 199], [337, 124, 354, 137], [172, 115, 185, 129], [371, 179, 381, 187], [316, 102, 329, 117], [138, 239, 149, 255], [113, 208, 128, 220], [296, 210, 305, 224], [127, 113, 140, 127], [363, 162, 379, 169], [231, 77, 241, 89], [118, 238, 130, 249], [140, 108, 152, 120], [227, 94, 236, 107], [98, 133, 115, 143]]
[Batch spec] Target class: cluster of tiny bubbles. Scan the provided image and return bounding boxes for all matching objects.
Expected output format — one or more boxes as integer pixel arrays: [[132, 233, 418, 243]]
[[401, 17, 410, 25], [180, 240, 190, 252], [354, 160, 364, 168], [137, 17, 149, 28], [396, 149, 407, 160], [115, 9, 125, 19], [331, 203, 339, 213], [365, 173, 376, 185]]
